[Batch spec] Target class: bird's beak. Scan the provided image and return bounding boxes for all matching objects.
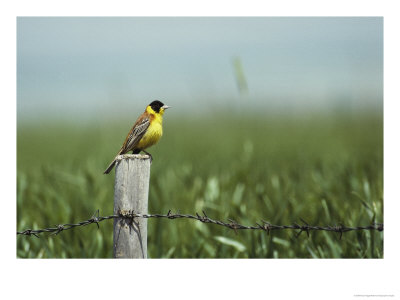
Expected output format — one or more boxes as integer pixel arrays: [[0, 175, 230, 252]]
[[162, 105, 171, 110]]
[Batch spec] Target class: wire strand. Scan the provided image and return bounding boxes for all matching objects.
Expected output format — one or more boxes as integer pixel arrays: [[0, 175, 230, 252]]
[[17, 209, 383, 238]]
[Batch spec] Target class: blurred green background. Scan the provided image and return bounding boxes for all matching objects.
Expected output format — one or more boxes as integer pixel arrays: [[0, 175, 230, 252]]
[[17, 112, 383, 258], [17, 17, 383, 258]]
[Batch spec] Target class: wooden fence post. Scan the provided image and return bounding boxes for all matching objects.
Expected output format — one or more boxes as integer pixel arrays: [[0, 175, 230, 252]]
[[113, 154, 151, 258]]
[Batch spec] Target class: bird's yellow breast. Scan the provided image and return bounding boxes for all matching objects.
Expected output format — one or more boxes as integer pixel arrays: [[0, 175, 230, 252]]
[[136, 111, 163, 150]]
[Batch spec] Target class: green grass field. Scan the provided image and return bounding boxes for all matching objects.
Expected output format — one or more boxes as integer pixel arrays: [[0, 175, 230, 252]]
[[17, 111, 383, 258]]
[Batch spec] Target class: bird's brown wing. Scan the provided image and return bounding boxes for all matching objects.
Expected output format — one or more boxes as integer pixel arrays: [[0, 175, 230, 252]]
[[120, 113, 150, 153]]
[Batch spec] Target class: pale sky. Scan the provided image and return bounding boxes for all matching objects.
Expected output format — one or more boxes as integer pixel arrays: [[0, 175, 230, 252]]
[[17, 17, 383, 121]]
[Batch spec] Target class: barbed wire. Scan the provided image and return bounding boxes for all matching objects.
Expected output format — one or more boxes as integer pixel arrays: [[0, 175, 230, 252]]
[[17, 209, 383, 239]]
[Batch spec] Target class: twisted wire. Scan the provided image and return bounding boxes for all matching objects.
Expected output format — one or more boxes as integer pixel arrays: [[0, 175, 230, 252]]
[[17, 209, 383, 239]]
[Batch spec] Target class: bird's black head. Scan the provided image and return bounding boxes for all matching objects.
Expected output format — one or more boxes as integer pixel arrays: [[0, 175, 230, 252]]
[[149, 100, 165, 113]]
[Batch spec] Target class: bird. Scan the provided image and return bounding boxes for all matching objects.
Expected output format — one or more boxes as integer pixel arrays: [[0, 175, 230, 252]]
[[103, 100, 170, 174]]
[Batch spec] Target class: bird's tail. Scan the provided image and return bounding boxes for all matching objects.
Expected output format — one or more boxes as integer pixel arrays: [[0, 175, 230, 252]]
[[104, 148, 124, 175], [103, 159, 117, 174]]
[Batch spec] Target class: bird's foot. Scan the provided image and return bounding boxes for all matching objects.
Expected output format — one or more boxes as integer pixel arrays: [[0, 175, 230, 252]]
[[143, 150, 153, 164]]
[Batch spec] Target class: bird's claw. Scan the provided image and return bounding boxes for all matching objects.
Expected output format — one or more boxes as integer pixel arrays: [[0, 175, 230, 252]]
[[143, 151, 153, 164]]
